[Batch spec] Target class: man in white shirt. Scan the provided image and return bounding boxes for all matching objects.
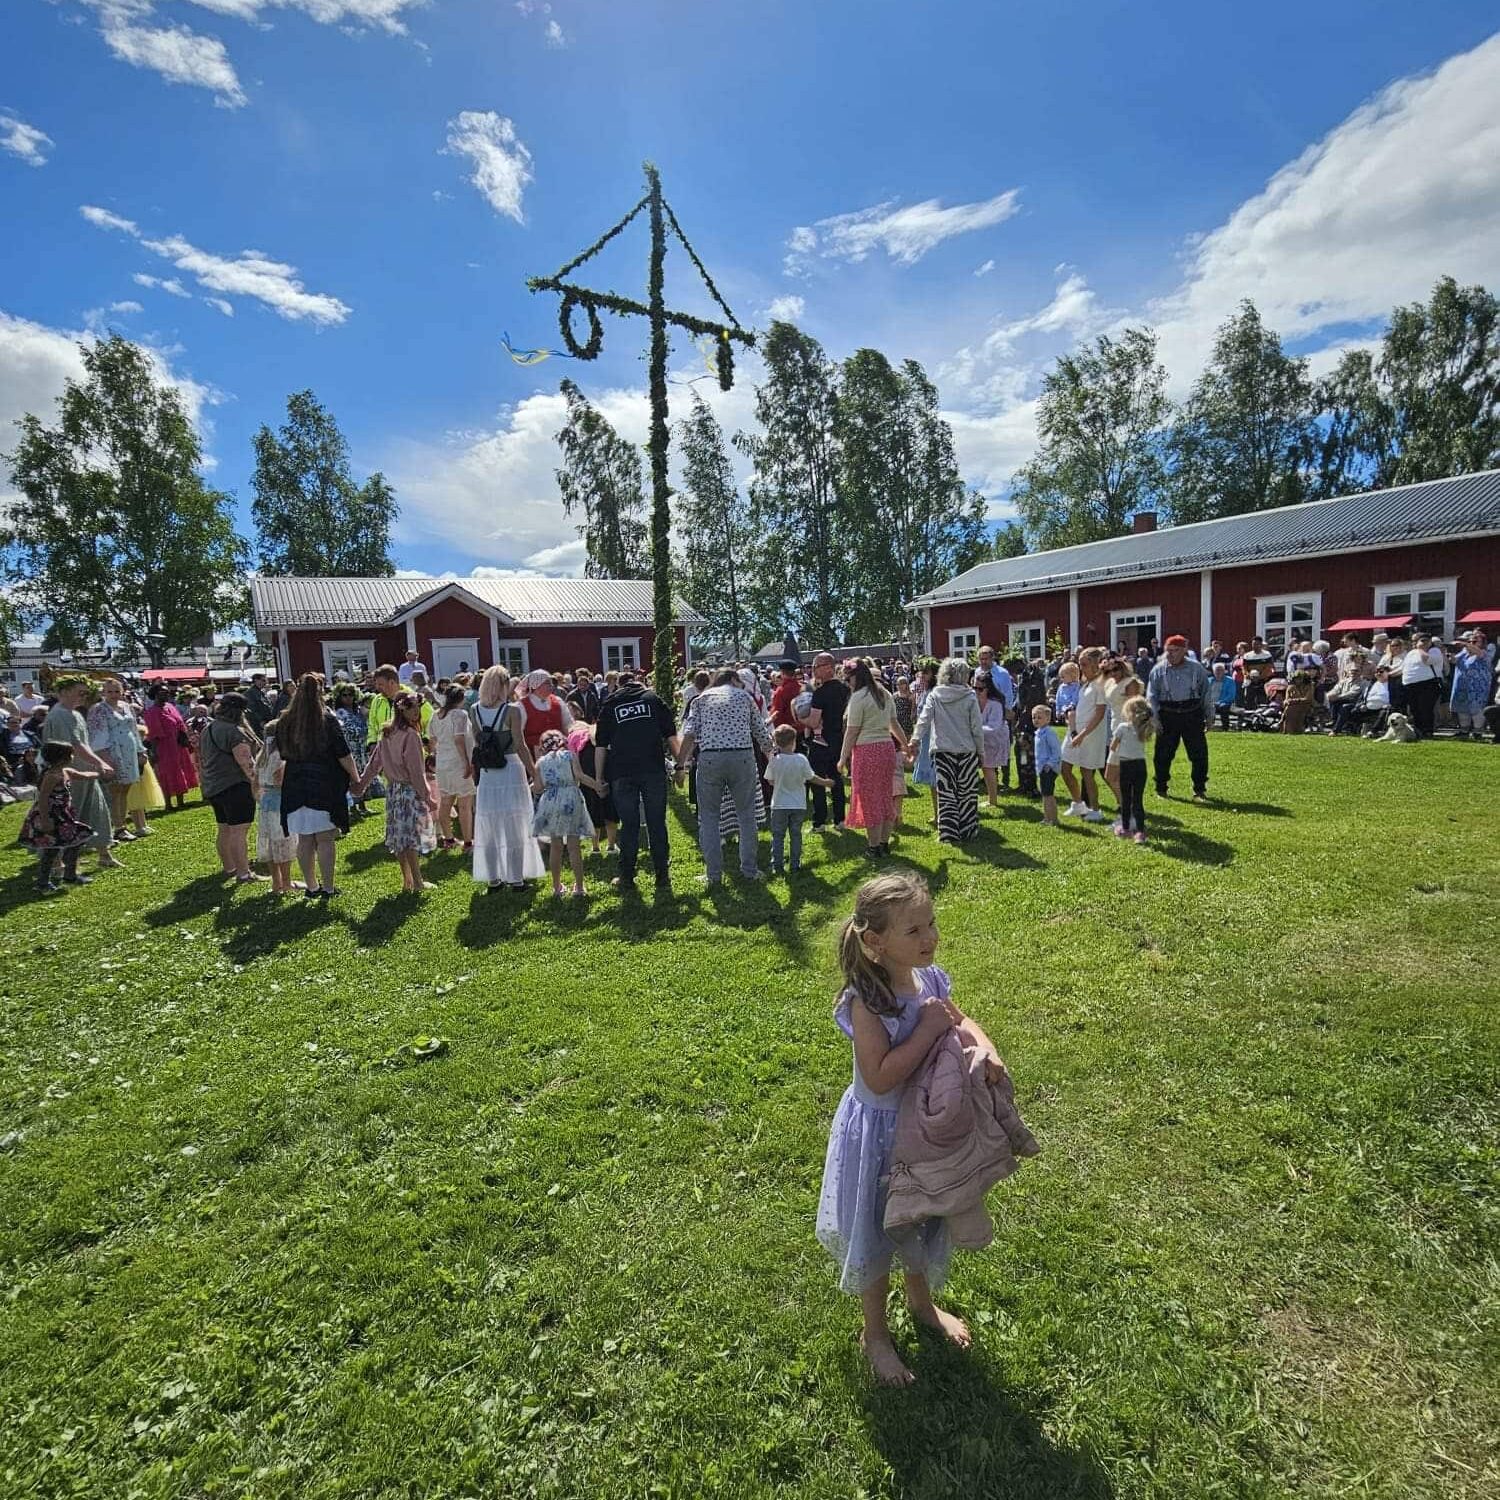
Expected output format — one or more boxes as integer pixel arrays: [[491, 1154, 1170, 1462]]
[[14, 682, 43, 714], [1399, 634, 1446, 737], [397, 650, 428, 685]]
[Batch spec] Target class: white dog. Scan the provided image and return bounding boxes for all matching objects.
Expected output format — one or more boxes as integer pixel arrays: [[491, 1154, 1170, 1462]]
[[1378, 712, 1418, 743]]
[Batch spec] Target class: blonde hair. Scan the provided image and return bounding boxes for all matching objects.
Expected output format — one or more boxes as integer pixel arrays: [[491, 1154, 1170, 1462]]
[[838, 871, 932, 1019], [478, 664, 510, 708], [1123, 696, 1156, 740], [1058, 661, 1080, 682], [1079, 646, 1106, 670]]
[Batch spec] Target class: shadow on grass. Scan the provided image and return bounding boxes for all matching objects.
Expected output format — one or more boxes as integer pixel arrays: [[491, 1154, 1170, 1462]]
[[1142, 812, 1235, 866], [963, 826, 1046, 871], [141, 871, 238, 927], [862, 1337, 1113, 1499], [209, 888, 352, 961], [1197, 797, 1292, 817]]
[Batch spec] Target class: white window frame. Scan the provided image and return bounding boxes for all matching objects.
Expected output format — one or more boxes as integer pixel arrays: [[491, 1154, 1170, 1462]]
[[601, 636, 641, 673], [495, 638, 530, 679], [1374, 578, 1456, 640], [321, 639, 377, 680], [1007, 620, 1046, 658], [1108, 607, 1162, 648], [947, 626, 980, 658], [1255, 593, 1322, 648]]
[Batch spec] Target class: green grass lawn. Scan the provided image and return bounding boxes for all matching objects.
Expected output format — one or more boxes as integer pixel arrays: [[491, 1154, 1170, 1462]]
[[1, 734, 1496, 1499]]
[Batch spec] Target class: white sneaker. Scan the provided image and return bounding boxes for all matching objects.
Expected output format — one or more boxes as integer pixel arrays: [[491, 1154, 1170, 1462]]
[[1082, 808, 1108, 823], [1062, 801, 1086, 817]]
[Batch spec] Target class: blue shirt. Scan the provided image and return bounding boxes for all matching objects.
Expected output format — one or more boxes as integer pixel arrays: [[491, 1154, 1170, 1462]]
[[1054, 681, 1080, 716], [983, 662, 1016, 710], [1033, 724, 1062, 773], [1215, 676, 1237, 706]]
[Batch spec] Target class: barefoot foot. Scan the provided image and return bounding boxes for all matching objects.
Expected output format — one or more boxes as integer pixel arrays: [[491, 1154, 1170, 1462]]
[[859, 1331, 915, 1386], [910, 1302, 972, 1348]]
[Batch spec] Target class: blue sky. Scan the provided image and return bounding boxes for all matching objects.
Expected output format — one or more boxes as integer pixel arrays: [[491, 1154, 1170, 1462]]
[[4, 0, 1499, 579]]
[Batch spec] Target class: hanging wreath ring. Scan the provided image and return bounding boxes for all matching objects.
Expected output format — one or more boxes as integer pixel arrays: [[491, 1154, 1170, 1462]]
[[559, 291, 603, 360]]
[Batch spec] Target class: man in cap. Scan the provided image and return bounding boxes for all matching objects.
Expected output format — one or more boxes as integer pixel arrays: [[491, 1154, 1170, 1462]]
[[1146, 635, 1215, 801]]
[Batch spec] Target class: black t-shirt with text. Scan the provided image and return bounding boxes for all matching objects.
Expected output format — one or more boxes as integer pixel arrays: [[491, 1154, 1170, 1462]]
[[809, 680, 850, 747], [594, 685, 677, 778]]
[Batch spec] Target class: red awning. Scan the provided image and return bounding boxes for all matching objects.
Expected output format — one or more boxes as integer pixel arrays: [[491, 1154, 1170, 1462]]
[[1325, 614, 1415, 632], [1457, 610, 1500, 625], [140, 666, 209, 682]]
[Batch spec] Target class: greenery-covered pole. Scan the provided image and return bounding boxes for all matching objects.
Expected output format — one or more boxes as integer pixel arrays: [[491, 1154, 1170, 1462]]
[[645, 166, 672, 694], [528, 161, 754, 701]]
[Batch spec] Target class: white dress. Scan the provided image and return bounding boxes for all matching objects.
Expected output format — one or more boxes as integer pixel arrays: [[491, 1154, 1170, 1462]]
[[1061, 679, 1109, 771], [470, 705, 544, 884], [430, 710, 476, 798]]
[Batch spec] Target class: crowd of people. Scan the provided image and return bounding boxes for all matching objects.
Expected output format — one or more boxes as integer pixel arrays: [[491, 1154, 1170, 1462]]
[[4, 623, 1495, 897]]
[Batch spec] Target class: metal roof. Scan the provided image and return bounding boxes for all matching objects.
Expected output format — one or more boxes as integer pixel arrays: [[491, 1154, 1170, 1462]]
[[909, 469, 1500, 607], [250, 575, 704, 629]]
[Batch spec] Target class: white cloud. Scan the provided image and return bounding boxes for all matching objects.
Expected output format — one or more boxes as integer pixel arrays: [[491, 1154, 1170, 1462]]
[[1, 113, 53, 167], [82, 204, 139, 233], [204, 296, 234, 316], [785, 189, 1021, 273], [85, 205, 351, 324], [183, 0, 424, 33], [381, 365, 759, 570], [544, 18, 566, 46], [109, 299, 144, 314], [764, 294, 805, 323], [443, 111, 533, 223], [974, 258, 995, 278], [941, 269, 1112, 405], [1150, 30, 1500, 391], [133, 272, 193, 298], [98, 14, 247, 107]]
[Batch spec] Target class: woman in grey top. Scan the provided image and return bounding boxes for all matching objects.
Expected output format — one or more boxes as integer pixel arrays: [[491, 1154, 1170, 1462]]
[[43, 675, 122, 870]]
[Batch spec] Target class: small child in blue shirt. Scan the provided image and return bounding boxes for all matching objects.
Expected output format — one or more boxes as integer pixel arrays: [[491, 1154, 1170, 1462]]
[[1053, 661, 1081, 722], [1031, 703, 1062, 825]]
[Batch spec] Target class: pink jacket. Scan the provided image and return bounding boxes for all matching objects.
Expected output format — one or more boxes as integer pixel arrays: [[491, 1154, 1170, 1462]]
[[883, 1029, 1040, 1248]]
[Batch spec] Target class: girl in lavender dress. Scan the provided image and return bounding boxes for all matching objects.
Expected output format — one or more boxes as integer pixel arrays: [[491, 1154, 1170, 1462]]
[[816, 871, 1015, 1387]]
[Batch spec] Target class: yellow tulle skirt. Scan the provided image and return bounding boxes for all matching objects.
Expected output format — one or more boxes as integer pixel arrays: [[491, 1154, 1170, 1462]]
[[128, 761, 167, 814]]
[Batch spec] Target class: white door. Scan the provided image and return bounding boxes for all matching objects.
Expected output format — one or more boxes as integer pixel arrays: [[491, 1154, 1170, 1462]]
[[432, 638, 479, 679]]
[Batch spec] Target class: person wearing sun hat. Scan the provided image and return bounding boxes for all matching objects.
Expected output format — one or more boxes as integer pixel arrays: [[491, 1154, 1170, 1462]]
[[1146, 635, 1215, 801]]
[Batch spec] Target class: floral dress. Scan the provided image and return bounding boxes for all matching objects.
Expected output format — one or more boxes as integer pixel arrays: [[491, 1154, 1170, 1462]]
[[531, 749, 595, 841], [1450, 649, 1494, 719], [20, 778, 93, 850]]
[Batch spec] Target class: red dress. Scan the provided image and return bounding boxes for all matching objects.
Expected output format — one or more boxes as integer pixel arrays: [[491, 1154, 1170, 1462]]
[[144, 701, 199, 797]]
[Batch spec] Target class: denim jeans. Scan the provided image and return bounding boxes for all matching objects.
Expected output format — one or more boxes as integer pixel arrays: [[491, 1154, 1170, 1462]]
[[695, 749, 760, 880], [610, 771, 669, 882], [770, 808, 805, 871]]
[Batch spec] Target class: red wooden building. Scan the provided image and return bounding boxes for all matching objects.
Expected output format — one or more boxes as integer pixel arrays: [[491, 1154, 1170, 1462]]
[[909, 470, 1500, 659], [249, 576, 703, 684]]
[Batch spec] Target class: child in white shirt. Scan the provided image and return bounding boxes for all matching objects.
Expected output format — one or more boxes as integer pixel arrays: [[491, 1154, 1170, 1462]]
[[763, 724, 833, 874], [1109, 697, 1156, 844]]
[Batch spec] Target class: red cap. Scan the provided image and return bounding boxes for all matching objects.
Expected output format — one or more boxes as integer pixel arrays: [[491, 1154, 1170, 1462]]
[[1165, 634, 1188, 648]]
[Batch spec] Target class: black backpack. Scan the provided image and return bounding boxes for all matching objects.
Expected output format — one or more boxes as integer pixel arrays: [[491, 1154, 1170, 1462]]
[[473, 706, 511, 770]]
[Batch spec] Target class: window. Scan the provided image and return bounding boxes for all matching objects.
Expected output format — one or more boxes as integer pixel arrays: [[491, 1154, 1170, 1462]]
[[1375, 578, 1455, 640], [947, 627, 980, 658], [601, 636, 640, 673], [1007, 620, 1045, 659], [495, 638, 530, 679], [322, 639, 377, 680], [1107, 608, 1162, 653], [1255, 594, 1321, 650]]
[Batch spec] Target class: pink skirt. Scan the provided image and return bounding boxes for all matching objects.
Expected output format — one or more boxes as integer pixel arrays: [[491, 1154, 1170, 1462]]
[[848, 740, 898, 828]]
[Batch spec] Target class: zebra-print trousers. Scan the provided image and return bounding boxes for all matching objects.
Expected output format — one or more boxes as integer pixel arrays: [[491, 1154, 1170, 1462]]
[[933, 750, 980, 843]]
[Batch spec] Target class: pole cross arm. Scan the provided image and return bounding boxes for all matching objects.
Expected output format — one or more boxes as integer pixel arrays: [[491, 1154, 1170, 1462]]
[[527, 277, 756, 349]]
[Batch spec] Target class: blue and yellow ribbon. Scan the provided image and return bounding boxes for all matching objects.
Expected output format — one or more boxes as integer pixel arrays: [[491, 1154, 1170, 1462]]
[[502, 331, 573, 366]]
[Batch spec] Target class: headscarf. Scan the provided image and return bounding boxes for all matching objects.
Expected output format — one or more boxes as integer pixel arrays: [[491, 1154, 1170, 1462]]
[[526, 669, 554, 699]]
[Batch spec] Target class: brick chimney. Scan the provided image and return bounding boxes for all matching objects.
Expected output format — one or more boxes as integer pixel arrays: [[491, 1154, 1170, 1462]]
[[1131, 510, 1157, 534]]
